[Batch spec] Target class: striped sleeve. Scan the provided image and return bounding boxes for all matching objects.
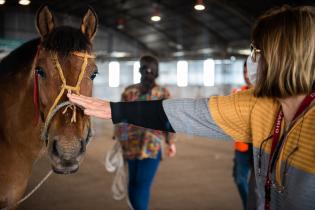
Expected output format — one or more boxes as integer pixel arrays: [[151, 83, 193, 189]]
[[209, 89, 256, 143], [162, 98, 232, 140]]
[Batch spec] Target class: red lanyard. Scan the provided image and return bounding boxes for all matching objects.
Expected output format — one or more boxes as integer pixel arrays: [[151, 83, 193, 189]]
[[264, 91, 315, 210]]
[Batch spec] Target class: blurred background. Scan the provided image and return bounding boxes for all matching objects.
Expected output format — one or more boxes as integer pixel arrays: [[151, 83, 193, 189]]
[[0, 0, 314, 210], [1, 0, 312, 100]]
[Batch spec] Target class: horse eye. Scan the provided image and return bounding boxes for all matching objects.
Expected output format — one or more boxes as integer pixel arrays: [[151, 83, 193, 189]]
[[90, 70, 98, 80], [35, 66, 46, 78]]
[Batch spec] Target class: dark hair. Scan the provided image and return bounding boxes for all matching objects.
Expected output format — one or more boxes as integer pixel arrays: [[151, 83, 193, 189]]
[[139, 55, 159, 95], [42, 26, 92, 56], [0, 38, 40, 77], [140, 55, 159, 76]]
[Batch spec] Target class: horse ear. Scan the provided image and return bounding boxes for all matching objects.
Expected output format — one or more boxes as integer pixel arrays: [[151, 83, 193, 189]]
[[81, 7, 98, 40], [36, 5, 55, 38]]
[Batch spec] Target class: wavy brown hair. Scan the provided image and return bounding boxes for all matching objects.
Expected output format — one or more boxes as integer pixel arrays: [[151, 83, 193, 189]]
[[253, 6, 315, 98]]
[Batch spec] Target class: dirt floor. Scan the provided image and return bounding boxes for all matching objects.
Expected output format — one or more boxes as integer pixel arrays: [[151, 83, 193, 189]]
[[20, 119, 242, 210]]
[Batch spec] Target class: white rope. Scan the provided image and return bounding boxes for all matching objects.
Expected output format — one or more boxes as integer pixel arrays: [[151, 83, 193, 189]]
[[105, 141, 127, 200], [104, 141, 134, 210], [0, 170, 53, 210]]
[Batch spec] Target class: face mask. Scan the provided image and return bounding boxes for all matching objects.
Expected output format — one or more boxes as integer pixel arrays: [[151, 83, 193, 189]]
[[246, 54, 260, 85]]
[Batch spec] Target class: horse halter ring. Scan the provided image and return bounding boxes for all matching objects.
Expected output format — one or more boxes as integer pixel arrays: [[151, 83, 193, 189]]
[[39, 50, 95, 142]]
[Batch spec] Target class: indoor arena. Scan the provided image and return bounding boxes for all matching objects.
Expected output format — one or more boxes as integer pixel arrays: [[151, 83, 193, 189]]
[[0, 1, 314, 210]]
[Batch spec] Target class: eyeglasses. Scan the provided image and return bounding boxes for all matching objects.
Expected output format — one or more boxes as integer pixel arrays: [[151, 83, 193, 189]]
[[250, 43, 261, 63]]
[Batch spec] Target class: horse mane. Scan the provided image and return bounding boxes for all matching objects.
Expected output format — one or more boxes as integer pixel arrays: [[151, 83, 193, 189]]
[[0, 38, 40, 77], [0, 26, 91, 77]]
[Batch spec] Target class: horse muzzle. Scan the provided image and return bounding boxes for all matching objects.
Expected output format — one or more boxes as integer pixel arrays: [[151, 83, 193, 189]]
[[48, 135, 88, 174]]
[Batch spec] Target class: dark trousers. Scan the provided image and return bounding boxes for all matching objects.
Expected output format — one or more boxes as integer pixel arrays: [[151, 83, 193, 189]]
[[233, 147, 255, 210], [127, 151, 161, 210]]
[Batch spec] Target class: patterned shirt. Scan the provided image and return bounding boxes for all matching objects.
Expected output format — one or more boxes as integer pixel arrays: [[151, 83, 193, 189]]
[[114, 84, 175, 160]]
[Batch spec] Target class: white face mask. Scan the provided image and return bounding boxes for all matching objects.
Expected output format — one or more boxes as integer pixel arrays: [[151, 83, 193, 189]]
[[246, 54, 260, 85]]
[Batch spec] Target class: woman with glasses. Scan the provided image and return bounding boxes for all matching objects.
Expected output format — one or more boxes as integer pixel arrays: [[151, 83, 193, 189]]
[[113, 55, 176, 210], [69, 6, 315, 210]]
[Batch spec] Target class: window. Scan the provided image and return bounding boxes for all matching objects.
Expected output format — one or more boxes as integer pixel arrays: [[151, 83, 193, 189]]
[[108, 61, 120, 87], [177, 60, 188, 87], [133, 61, 141, 84], [204, 59, 215, 86]]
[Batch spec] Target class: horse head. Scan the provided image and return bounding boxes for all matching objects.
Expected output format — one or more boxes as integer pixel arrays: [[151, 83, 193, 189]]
[[34, 5, 98, 174]]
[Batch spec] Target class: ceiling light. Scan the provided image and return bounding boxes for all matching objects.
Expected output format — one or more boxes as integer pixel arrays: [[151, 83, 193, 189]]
[[110, 51, 130, 58], [237, 49, 251, 55], [173, 51, 185, 57], [194, 0, 205, 11], [19, 0, 31, 5], [0, 0, 5, 5], [151, 5, 161, 22], [117, 17, 125, 30], [151, 15, 161, 22]]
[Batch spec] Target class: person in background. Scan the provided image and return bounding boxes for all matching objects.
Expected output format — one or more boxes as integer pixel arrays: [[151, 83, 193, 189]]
[[113, 55, 176, 210], [232, 61, 256, 210]]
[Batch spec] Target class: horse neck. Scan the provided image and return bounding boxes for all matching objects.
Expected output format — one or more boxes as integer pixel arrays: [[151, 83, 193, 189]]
[[0, 60, 43, 159]]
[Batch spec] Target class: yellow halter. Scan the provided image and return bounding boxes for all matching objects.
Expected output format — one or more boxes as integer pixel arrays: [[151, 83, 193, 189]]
[[47, 51, 95, 123]]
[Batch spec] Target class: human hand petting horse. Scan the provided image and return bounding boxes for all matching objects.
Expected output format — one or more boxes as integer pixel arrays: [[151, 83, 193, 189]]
[[0, 4, 98, 210], [68, 93, 112, 119]]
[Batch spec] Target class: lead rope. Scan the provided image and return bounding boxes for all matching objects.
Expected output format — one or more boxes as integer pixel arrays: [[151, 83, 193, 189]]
[[0, 124, 94, 210], [0, 171, 53, 210], [104, 141, 134, 210]]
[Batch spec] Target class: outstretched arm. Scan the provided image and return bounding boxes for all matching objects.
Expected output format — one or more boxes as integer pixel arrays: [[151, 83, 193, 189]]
[[67, 93, 231, 140], [68, 93, 174, 132]]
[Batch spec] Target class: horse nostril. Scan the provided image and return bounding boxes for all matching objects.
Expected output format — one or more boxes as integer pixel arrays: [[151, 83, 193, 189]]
[[52, 139, 59, 157]]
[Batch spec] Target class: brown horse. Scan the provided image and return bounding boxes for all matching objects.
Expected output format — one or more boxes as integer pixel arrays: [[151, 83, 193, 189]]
[[0, 5, 98, 209]]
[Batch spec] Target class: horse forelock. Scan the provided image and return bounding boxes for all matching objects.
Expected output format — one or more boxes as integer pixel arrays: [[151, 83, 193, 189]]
[[42, 26, 92, 56], [0, 26, 92, 78]]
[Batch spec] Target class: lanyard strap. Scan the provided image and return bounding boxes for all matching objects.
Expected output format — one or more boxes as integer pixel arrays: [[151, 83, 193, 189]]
[[264, 91, 315, 210]]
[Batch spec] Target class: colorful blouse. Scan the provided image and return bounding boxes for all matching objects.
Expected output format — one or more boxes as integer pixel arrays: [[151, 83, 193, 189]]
[[114, 84, 175, 160]]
